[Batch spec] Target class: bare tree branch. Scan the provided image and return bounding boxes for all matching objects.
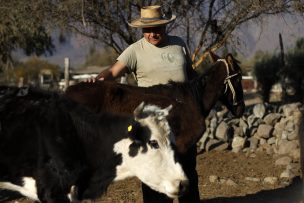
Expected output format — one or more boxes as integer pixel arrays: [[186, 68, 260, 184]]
[[1, 0, 303, 68]]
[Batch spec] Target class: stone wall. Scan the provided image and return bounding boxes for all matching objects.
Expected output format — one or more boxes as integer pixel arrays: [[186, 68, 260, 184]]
[[197, 102, 303, 180]]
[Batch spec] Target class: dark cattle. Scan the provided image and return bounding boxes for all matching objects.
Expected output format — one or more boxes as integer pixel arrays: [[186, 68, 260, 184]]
[[65, 52, 245, 203], [0, 86, 188, 202]]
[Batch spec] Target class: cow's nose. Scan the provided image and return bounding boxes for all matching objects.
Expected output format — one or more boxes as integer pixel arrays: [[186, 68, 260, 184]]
[[179, 179, 189, 195]]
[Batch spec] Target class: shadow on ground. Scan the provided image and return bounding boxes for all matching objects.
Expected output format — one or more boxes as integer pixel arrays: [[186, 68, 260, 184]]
[[202, 177, 304, 203], [1, 176, 303, 203]]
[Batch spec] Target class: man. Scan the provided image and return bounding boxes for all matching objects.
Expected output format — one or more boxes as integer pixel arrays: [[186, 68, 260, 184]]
[[89, 5, 200, 203], [91, 5, 197, 85]]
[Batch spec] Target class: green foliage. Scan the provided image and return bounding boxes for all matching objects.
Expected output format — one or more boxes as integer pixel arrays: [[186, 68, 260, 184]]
[[0, 0, 55, 63], [285, 50, 304, 77], [253, 37, 304, 103], [295, 38, 304, 50], [253, 52, 281, 102], [281, 37, 304, 102]]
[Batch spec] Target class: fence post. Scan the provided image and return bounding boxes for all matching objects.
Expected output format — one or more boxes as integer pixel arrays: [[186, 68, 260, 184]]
[[64, 57, 70, 90]]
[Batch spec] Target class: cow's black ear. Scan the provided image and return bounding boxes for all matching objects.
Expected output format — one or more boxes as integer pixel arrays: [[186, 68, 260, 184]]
[[127, 122, 149, 156], [127, 122, 143, 143], [127, 122, 150, 146]]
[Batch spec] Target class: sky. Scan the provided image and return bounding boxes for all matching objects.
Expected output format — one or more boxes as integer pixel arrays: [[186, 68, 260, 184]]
[[237, 14, 304, 58], [16, 14, 304, 69]]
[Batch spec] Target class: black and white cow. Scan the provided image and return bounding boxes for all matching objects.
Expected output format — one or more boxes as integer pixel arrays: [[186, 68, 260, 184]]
[[0, 86, 188, 202]]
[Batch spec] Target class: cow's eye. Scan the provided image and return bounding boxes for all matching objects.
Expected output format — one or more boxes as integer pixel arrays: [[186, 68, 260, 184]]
[[148, 140, 159, 149]]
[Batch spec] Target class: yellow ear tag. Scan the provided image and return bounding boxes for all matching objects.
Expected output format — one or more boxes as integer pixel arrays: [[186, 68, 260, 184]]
[[128, 125, 133, 132]]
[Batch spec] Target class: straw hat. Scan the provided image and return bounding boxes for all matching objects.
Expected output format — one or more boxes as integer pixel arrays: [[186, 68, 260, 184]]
[[128, 5, 176, 28]]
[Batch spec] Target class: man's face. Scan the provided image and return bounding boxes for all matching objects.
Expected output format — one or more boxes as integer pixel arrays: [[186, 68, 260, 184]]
[[142, 26, 166, 46]]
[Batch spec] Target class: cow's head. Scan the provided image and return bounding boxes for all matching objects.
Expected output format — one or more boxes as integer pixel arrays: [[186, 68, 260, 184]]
[[114, 102, 188, 198]]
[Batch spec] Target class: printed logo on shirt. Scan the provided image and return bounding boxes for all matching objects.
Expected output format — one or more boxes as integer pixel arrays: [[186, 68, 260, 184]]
[[161, 53, 183, 65], [161, 53, 174, 63]]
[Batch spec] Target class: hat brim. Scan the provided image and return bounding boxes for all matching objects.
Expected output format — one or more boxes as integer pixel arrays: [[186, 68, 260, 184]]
[[128, 15, 176, 28]]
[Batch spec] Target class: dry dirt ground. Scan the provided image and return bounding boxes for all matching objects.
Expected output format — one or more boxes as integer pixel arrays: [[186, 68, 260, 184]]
[[2, 150, 303, 203], [1, 92, 304, 203]]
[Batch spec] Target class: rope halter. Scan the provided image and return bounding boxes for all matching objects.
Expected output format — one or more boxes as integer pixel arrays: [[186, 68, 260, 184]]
[[217, 59, 241, 106]]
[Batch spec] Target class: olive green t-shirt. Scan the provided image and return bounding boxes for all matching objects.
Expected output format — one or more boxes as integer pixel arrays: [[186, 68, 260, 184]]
[[117, 36, 190, 87]]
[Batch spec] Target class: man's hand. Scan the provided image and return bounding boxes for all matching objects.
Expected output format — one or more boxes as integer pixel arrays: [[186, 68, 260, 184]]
[[84, 61, 126, 83]]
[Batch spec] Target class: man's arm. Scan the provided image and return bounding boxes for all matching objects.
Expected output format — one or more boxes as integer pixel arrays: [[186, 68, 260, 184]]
[[88, 61, 127, 82]]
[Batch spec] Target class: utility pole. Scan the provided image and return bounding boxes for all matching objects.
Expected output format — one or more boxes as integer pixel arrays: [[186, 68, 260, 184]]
[[279, 33, 286, 102], [279, 33, 285, 67]]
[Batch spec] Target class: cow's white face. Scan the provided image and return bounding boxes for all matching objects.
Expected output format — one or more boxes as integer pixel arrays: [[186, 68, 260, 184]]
[[113, 102, 188, 198]]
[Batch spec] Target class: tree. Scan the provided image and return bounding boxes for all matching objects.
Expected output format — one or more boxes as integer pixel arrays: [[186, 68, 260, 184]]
[[41, 0, 304, 68], [253, 52, 281, 102], [1, 0, 303, 71], [0, 0, 55, 82], [253, 38, 304, 103], [280, 37, 304, 102]]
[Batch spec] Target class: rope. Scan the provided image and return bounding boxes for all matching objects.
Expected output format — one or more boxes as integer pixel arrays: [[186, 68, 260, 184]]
[[217, 59, 238, 105]]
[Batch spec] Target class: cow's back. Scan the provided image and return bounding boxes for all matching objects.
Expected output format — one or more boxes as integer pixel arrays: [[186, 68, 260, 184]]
[[66, 81, 206, 153], [0, 87, 85, 180]]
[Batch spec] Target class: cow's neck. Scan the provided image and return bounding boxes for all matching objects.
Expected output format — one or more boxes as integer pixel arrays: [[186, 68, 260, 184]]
[[186, 75, 206, 116]]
